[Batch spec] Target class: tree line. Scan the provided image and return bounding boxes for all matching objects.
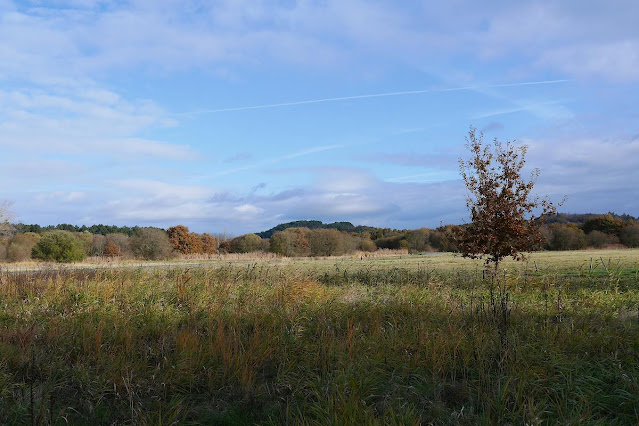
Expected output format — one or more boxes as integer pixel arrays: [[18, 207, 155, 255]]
[[0, 213, 637, 263]]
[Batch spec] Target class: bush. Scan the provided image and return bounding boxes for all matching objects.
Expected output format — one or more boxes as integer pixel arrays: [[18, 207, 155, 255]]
[[620, 225, 639, 248], [130, 228, 173, 260], [308, 229, 346, 256], [200, 233, 218, 254], [547, 224, 586, 251], [358, 238, 377, 252], [168, 225, 204, 254], [7, 232, 41, 262], [90, 234, 107, 256], [32, 231, 87, 263], [0, 240, 7, 261], [106, 233, 131, 257], [229, 233, 264, 253], [585, 230, 619, 248], [103, 241, 121, 257], [406, 229, 432, 252], [75, 232, 93, 256], [374, 235, 405, 250], [431, 225, 460, 252], [270, 228, 310, 257]]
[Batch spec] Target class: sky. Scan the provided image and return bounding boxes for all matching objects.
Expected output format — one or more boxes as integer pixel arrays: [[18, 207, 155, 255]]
[[1, 0, 638, 235]]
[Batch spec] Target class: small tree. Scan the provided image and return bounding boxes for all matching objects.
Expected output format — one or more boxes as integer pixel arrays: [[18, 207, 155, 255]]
[[457, 127, 559, 272], [32, 231, 87, 263], [200, 233, 218, 254], [7, 232, 41, 262], [103, 241, 121, 257], [130, 228, 173, 260], [269, 228, 311, 257], [229, 233, 264, 253], [0, 201, 14, 239]]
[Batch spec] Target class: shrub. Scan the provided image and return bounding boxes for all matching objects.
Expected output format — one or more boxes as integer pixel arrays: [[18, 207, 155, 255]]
[[130, 228, 173, 260], [75, 232, 93, 256], [106, 233, 131, 257], [375, 235, 405, 250], [32, 231, 87, 263], [168, 225, 204, 254], [229, 233, 264, 253], [7, 232, 41, 262], [270, 228, 310, 257], [547, 224, 586, 251], [308, 229, 346, 256], [103, 241, 121, 257], [620, 225, 639, 247], [0, 240, 7, 261], [406, 229, 432, 252], [431, 225, 460, 252], [358, 237, 377, 252], [585, 230, 619, 248], [200, 233, 218, 254], [90, 234, 107, 256]]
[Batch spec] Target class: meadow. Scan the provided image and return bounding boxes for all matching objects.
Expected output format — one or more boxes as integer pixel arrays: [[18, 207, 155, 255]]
[[0, 249, 638, 425]]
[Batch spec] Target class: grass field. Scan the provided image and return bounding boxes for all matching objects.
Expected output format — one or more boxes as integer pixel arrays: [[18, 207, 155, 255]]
[[1, 249, 638, 424]]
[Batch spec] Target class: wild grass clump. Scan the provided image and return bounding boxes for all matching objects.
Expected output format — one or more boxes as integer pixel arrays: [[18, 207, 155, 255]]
[[0, 253, 638, 424]]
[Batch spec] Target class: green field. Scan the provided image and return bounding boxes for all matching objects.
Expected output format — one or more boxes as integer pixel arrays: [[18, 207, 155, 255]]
[[1, 250, 638, 424]]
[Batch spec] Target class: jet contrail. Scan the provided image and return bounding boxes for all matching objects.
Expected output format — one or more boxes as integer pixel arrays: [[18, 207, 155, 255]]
[[177, 79, 570, 115]]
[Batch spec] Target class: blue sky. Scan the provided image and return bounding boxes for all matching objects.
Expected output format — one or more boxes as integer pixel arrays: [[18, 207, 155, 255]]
[[1, 0, 638, 235]]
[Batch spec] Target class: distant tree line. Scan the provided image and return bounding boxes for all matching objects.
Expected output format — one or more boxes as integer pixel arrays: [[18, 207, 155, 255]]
[[13, 223, 140, 236], [0, 213, 638, 263]]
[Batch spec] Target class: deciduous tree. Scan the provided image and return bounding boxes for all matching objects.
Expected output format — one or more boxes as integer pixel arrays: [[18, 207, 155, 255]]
[[31, 231, 87, 263], [457, 127, 559, 272], [103, 241, 121, 257], [130, 228, 173, 260], [0, 201, 14, 238], [200, 233, 218, 254]]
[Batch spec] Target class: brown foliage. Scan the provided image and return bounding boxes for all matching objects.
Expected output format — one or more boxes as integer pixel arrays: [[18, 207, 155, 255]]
[[103, 241, 121, 257], [200, 233, 218, 254], [168, 225, 204, 255], [7, 232, 41, 262], [457, 127, 559, 269]]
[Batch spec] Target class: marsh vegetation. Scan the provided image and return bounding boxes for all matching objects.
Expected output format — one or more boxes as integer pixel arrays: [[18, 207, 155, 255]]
[[1, 250, 638, 424]]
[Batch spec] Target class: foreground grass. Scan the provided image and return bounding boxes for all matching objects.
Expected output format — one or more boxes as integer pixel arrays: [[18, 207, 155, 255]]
[[0, 251, 638, 424]]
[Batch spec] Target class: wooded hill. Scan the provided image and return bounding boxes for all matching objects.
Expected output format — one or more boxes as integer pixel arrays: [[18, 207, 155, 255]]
[[256, 220, 376, 239]]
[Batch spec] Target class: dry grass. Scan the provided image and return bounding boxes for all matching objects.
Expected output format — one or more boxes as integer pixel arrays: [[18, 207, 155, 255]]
[[0, 250, 638, 424]]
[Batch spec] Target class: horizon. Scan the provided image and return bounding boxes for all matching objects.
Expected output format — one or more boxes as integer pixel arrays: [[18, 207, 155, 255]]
[[2, 1, 638, 234], [10, 211, 638, 238]]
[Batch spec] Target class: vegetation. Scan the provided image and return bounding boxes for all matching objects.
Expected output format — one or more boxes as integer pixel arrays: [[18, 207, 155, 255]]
[[129, 227, 174, 260], [13, 223, 140, 236], [0, 251, 637, 424], [31, 231, 87, 263], [228, 233, 264, 254], [256, 220, 374, 239], [457, 127, 558, 271], [168, 225, 204, 255], [6, 232, 41, 262]]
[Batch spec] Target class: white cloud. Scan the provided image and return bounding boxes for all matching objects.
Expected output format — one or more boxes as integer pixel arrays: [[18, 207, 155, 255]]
[[0, 87, 188, 159], [234, 204, 264, 215], [538, 41, 639, 81]]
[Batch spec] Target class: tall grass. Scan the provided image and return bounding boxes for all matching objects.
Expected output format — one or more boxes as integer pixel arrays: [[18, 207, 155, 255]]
[[0, 253, 638, 424]]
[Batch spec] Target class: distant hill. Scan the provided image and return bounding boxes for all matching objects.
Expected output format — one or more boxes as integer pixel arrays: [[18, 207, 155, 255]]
[[256, 220, 376, 239]]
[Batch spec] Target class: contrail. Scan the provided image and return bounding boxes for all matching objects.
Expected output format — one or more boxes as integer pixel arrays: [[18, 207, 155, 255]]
[[177, 79, 570, 115]]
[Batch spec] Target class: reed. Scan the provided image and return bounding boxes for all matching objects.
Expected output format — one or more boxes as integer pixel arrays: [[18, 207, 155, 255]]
[[0, 250, 637, 424]]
